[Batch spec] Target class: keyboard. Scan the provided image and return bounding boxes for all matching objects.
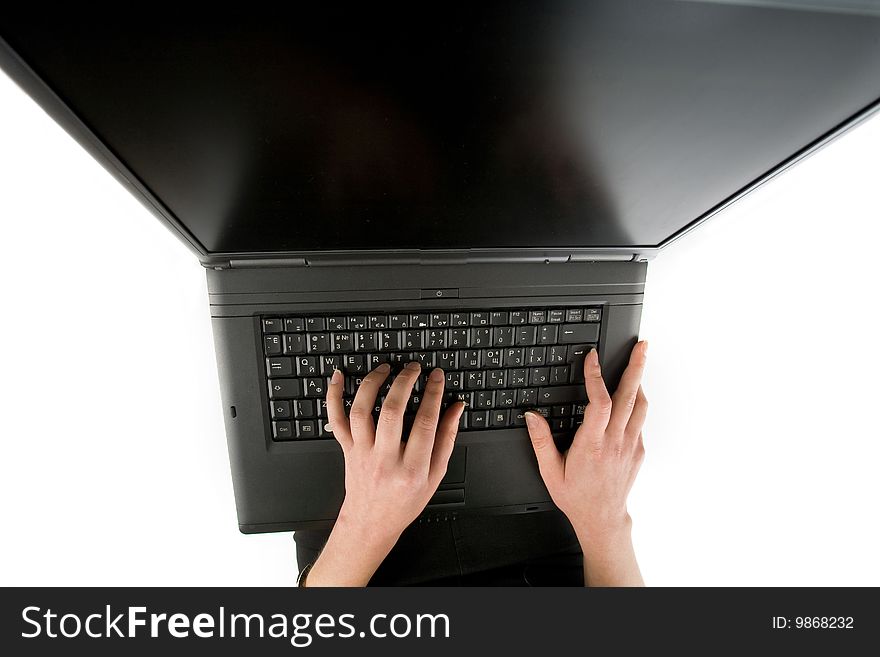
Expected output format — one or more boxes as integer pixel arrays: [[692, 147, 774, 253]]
[[261, 307, 601, 441]]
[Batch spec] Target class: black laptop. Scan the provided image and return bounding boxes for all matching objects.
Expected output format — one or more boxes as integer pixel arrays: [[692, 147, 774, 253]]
[[2, 3, 878, 533]]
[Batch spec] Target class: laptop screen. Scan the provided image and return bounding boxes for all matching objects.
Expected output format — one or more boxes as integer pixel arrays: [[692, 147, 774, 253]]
[[3, 2, 880, 255]]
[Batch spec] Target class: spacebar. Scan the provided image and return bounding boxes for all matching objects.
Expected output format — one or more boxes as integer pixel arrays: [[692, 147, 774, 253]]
[[538, 385, 585, 404]]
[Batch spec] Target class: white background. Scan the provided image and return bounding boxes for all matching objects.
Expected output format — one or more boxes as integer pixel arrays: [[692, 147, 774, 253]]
[[1, 66, 878, 586]]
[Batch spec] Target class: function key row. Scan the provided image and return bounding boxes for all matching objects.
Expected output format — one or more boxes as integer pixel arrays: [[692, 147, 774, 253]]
[[264, 324, 599, 356], [262, 308, 602, 333]]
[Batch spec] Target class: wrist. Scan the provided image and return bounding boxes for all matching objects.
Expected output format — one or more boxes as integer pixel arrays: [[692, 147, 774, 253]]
[[334, 503, 402, 557], [572, 512, 633, 552]]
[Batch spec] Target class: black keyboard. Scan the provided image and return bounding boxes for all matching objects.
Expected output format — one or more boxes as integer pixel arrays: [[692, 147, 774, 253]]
[[261, 307, 601, 441]]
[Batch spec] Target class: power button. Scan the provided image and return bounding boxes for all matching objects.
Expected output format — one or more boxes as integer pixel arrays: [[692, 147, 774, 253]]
[[420, 288, 460, 299]]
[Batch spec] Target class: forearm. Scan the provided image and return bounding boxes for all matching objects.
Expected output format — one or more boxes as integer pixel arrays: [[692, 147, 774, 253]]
[[576, 520, 644, 587], [302, 514, 399, 587]]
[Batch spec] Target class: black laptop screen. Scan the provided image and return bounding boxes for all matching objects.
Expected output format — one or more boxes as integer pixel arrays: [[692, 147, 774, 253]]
[[3, 2, 880, 254]]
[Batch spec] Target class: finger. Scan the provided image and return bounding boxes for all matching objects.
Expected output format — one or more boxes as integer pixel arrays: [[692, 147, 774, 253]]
[[525, 411, 564, 491], [624, 386, 648, 447], [325, 369, 353, 451], [375, 361, 421, 455], [428, 402, 466, 486], [573, 348, 613, 453], [606, 341, 648, 438], [348, 363, 390, 444], [404, 367, 445, 471]]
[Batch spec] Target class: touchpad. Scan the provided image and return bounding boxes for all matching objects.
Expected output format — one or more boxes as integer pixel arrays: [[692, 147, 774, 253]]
[[440, 446, 466, 485]]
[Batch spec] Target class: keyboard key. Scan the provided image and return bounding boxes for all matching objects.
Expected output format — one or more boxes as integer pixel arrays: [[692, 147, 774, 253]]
[[512, 410, 527, 426], [304, 378, 326, 398], [559, 323, 600, 344], [548, 345, 567, 364], [492, 326, 514, 347], [451, 313, 470, 327], [474, 390, 494, 408], [567, 344, 592, 383], [552, 404, 571, 417], [283, 334, 305, 354], [465, 371, 485, 390], [414, 351, 436, 368], [509, 311, 528, 325], [449, 329, 469, 348], [427, 329, 447, 349], [529, 310, 546, 324], [438, 351, 458, 369], [320, 355, 343, 375], [461, 350, 481, 369], [509, 368, 528, 387], [344, 354, 367, 374], [265, 335, 282, 355], [526, 347, 546, 366], [268, 378, 302, 399], [284, 317, 305, 332], [318, 419, 335, 438], [389, 314, 410, 328], [548, 309, 565, 323], [403, 330, 425, 350], [368, 315, 388, 329], [470, 328, 491, 347], [355, 331, 377, 352], [483, 349, 503, 367], [307, 333, 331, 353], [538, 325, 558, 344], [468, 411, 489, 429], [585, 308, 602, 322], [305, 317, 326, 331], [349, 315, 368, 330], [516, 326, 537, 346], [296, 356, 319, 376], [504, 347, 525, 367], [369, 353, 389, 368], [490, 409, 510, 427], [487, 369, 507, 388], [550, 418, 573, 432], [266, 357, 293, 377], [490, 311, 509, 325], [326, 316, 347, 331], [411, 313, 430, 328], [517, 388, 538, 406], [445, 371, 463, 390], [530, 367, 550, 385], [551, 365, 570, 385], [263, 318, 283, 333], [272, 421, 293, 440], [293, 399, 316, 418], [496, 389, 516, 407], [537, 385, 584, 405], [331, 332, 354, 353], [296, 420, 318, 438], [431, 313, 450, 327], [470, 312, 489, 326], [379, 331, 401, 351], [564, 308, 584, 322], [270, 400, 291, 419], [446, 391, 472, 406]]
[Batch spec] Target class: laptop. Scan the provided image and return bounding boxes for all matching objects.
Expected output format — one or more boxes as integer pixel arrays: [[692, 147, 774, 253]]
[[2, 3, 878, 533]]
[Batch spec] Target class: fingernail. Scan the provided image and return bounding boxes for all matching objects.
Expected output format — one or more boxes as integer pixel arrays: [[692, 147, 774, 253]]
[[430, 368, 445, 382], [524, 411, 539, 428], [405, 361, 421, 371], [330, 369, 343, 385], [641, 340, 649, 355], [376, 363, 391, 372], [589, 348, 600, 367]]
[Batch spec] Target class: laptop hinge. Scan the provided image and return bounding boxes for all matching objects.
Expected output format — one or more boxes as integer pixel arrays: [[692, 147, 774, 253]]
[[226, 257, 309, 269], [212, 249, 653, 269]]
